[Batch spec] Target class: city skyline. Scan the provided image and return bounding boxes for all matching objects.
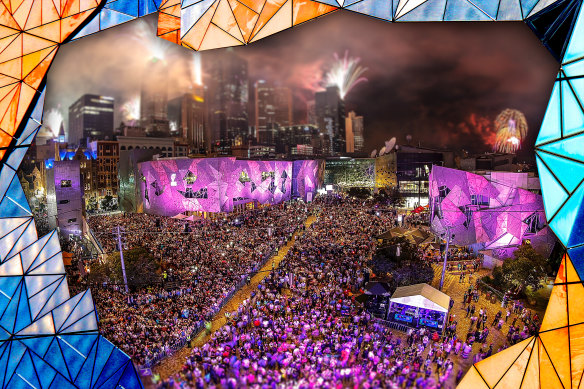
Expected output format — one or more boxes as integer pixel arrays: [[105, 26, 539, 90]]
[[45, 12, 558, 159]]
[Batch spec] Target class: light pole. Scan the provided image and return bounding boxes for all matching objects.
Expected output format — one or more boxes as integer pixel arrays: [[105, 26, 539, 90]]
[[115, 225, 129, 293], [439, 226, 453, 292]]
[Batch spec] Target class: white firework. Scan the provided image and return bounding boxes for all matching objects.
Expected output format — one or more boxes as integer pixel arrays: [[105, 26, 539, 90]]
[[121, 96, 140, 125], [324, 51, 368, 100], [192, 52, 202, 86], [43, 109, 64, 137]]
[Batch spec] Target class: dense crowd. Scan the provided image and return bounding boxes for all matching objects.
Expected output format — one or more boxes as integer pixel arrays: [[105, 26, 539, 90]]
[[87, 203, 310, 366], [157, 196, 540, 388]]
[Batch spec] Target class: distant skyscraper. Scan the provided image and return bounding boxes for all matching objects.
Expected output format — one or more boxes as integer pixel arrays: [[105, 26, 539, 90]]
[[255, 80, 293, 143], [345, 111, 364, 153], [205, 50, 249, 152], [168, 88, 207, 153], [306, 100, 316, 125], [315, 86, 345, 155], [68, 94, 114, 146], [141, 59, 170, 136]]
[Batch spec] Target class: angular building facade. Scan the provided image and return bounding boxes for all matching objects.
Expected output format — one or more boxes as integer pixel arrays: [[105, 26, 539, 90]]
[[45, 160, 85, 238], [68, 94, 114, 146], [429, 166, 556, 259]]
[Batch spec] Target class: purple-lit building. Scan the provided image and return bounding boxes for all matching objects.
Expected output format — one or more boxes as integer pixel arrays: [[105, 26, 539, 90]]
[[138, 158, 324, 216], [45, 160, 85, 238], [429, 166, 555, 263]]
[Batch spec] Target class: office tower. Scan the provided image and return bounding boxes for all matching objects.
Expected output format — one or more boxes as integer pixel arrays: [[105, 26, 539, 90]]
[[45, 160, 85, 238], [168, 88, 207, 153], [68, 94, 114, 146], [345, 111, 364, 153], [141, 59, 170, 136], [315, 86, 345, 155], [205, 50, 249, 152], [255, 80, 293, 143]]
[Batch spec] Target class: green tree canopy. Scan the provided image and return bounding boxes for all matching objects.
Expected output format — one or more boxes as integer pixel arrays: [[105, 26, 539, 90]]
[[88, 247, 160, 290], [501, 243, 549, 293]]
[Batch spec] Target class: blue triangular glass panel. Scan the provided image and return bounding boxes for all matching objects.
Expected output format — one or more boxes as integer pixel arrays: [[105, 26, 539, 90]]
[[58, 338, 86, 382], [71, 14, 101, 40], [0, 282, 23, 332], [60, 333, 99, 359], [564, 0, 584, 63], [571, 77, 584, 108], [539, 151, 584, 193], [19, 336, 54, 357], [29, 351, 58, 388], [550, 179, 584, 244], [445, 0, 491, 20], [16, 119, 40, 146], [96, 360, 129, 389], [91, 337, 115, 387], [0, 167, 17, 203], [345, 0, 392, 19], [536, 154, 569, 218], [497, 0, 523, 19], [471, 0, 499, 18], [17, 128, 40, 147], [48, 372, 77, 389], [14, 284, 32, 333], [74, 337, 98, 386], [563, 58, 584, 78], [118, 361, 142, 388], [4, 341, 27, 387], [94, 347, 131, 388], [14, 351, 41, 389], [0, 277, 22, 316], [99, 8, 136, 30], [521, 0, 540, 16], [539, 132, 584, 162], [0, 197, 32, 218], [344, 0, 364, 6], [105, 0, 139, 16], [6, 147, 27, 172], [568, 245, 584, 279], [397, 0, 447, 20], [30, 88, 45, 123], [569, 193, 584, 247], [181, 0, 216, 37], [182, 0, 206, 8], [139, 0, 159, 15], [562, 80, 584, 137], [6, 178, 31, 216], [44, 337, 72, 381]]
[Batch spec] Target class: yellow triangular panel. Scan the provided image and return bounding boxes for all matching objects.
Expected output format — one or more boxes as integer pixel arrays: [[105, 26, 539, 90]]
[[569, 282, 584, 326], [212, 0, 244, 42], [539, 328, 571, 389], [567, 254, 580, 283], [475, 337, 533, 387], [458, 366, 491, 389], [239, 0, 264, 14], [250, 0, 291, 42], [570, 323, 584, 388], [495, 338, 536, 388], [23, 47, 56, 89], [520, 341, 539, 389], [199, 23, 243, 50], [538, 338, 566, 389], [541, 282, 568, 332]]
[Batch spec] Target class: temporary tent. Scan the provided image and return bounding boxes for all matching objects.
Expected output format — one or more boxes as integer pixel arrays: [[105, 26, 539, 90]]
[[387, 283, 451, 332]]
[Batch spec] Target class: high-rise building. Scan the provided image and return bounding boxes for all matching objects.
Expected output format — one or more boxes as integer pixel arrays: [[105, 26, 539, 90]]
[[168, 89, 207, 153], [141, 59, 170, 136], [255, 80, 292, 142], [45, 160, 85, 238], [315, 86, 345, 155], [206, 50, 249, 152], [345, 111, 364, 153], [68, 94, 114, 146]]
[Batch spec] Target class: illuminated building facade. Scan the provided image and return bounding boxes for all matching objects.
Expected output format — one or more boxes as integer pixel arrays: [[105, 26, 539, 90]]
[[168, 90, 207, 153], [68, 94, 114, 146], [315, 86, 345, 155]]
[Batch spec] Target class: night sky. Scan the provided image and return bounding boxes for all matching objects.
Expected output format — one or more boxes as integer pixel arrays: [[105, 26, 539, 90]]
[[46, 12, 559, 161]]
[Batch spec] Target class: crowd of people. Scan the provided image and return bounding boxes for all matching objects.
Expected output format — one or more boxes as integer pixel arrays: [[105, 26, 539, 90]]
[[156, 196, 541, 389], [86, 202, 310, 366]]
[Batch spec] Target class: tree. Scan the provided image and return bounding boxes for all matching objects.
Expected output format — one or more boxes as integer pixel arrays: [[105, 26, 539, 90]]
[[501, 243, 549, 294], [100, 195, 117, 212], [347, 187, 371, 199], [374, 187, 405, 208], [86, 196, 98, 213], [88, 247, 160, 289]]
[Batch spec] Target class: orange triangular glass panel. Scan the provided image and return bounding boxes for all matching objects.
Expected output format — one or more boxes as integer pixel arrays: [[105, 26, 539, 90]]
[[62, 0, 80, 18], [51, 0, 61, 16], [520, 341, 540, 389], [22, 33, 57, 56], [239, 0, 264, 14], [182, 1, 217, 50], [250, 0, 286, 39], [538, 337, 567, 389], [0, 73, 19, 87], [15, 82, 35, 125], [0, 130, 12, 151], [541, 283, 568, 332], [0, 56, 22, 80], [495, 338, 536, 388], [0, 3, 19, 30], [292, 0, 336, 26], [570, 323, 584, 389], [157, 12, 179, 35], [8, 0, 25, 18], [12, 0, 33, 29], [159, 30, 180, 44], [476, 337, 533, 387], [566, 254, 580, 283], [0, 83, 20, 136], [160, 0, 180, 9], [40, 0, 60, 25], [539, 328, 570, 389], [457, 366, 490, 388], [250, 0, 290, 42], [22, 46, 56, 79], [23, 1, 42, 30], [60, 9, 94, 42], [0, 32, 21, 60], [79, 0, 100, 12], [26, 20, 60, 42], [568, 282, 584, 326], [556, 254, 568, 284], [161, 3, 180, 16], [228, 0, 257, 42], [0, 25, 19, 40], [199, 23, 243, 50], [212, 0, 244, 42]]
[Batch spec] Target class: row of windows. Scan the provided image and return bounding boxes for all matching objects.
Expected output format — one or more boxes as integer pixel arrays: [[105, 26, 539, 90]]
[[120, 145, 174, 151]]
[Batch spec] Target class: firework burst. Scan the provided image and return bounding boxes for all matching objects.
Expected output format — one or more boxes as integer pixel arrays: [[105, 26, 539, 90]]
[[494, 109, 528, 153], [324, 51, 368, 100], [121, 96, 140, 126], [191, 52, 202, 86], [43, 109, 64, 137]]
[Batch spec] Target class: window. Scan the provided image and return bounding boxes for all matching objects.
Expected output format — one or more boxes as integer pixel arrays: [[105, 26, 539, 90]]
[[184, 171, 197, 185], [58, 199, 69, 204], [67, 218, 77, 223], [470, 194, 489, 206], [60, 180, 72, 187]]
